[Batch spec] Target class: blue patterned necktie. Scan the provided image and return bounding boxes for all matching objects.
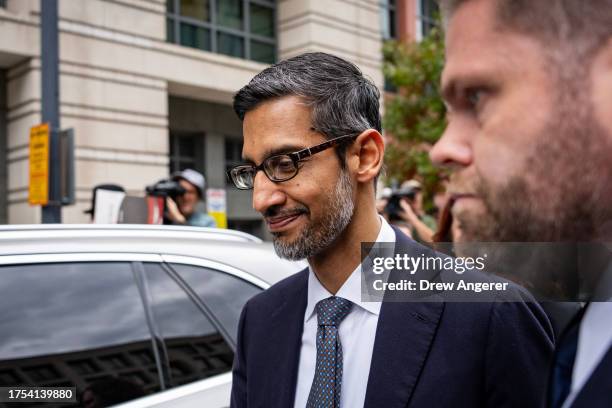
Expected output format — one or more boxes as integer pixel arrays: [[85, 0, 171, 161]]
[[306, 296, 353, 408]]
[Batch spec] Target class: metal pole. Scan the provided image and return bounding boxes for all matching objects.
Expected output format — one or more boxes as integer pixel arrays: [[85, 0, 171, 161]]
[[41, 0, 61, 223]]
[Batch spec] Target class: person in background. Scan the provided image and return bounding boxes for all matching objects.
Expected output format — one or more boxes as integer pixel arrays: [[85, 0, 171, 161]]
[[165, 169, 217, 228], [375, 187, 393, 216], [432, 179, 450, 221], [433, 196, 460, 245], [397, 179, 437, 243]]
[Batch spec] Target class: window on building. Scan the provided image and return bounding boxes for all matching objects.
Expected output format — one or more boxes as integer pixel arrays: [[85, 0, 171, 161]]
[[380, 0, 398, 92], [169, 131, 204, 174], [418, 0, 440, 38], [380, 0, 397, 40], [166, 0, 277, 64]]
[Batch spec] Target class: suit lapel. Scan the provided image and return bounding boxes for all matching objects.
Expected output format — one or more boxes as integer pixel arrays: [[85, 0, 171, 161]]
[[364, 229, 445, 408], [266, 269, 308, 408], [571, 345, 612, 407]]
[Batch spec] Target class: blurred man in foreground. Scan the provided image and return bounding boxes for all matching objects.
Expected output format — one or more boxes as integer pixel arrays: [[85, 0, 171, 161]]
[[432, 1, 612, 406]]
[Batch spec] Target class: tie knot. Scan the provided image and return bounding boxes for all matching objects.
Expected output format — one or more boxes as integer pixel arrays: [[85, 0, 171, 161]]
[[316, 296, 352, 327]]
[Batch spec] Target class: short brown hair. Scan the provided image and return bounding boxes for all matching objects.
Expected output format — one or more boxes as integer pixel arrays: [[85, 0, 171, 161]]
[[440, 0, 612, 64]]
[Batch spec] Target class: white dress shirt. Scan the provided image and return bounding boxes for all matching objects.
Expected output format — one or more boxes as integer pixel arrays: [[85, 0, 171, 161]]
[[293, 216, 396, 408], [562, 263, 612, 408]]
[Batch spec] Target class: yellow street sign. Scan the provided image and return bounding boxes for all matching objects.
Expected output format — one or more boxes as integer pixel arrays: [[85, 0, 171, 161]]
[[206, 188, 227, 229], [29, 123, 50, 206]]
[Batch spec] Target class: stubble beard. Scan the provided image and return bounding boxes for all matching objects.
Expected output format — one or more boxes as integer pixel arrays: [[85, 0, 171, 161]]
[[453, 83, 612, 298], [272, 170, 355, 261], [458, 91, 612, 244]]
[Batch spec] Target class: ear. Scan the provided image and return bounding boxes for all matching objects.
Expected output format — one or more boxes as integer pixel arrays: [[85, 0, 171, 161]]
[[348, 129, 385, 184], [591, 38, 612, 136]]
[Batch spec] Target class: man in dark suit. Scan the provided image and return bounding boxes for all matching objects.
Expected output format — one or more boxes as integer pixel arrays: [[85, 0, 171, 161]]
[[228, 52, 554, 408], [432, 1, 612, 406]]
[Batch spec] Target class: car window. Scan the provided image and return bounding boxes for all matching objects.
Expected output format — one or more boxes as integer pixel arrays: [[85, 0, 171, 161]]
[[168, 263, 262, 344], [142, 263, 234, 388], [0, 262, 158, 407]]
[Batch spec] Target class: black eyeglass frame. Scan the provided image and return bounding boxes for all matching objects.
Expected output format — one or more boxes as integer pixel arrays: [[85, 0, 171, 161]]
[[228, 134, 358, 190]]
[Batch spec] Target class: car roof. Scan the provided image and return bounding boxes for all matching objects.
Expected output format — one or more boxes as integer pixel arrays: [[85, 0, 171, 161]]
[[0, 223, 263, 242], [0, 224, 305, 285]]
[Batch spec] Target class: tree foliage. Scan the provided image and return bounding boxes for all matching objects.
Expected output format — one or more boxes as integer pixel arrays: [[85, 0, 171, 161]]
[[382, 26, 446, 207]]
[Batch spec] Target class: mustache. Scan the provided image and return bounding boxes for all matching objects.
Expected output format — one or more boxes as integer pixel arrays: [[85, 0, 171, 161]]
[[448, 168, 490, 197], [263, 205, 309, 219]]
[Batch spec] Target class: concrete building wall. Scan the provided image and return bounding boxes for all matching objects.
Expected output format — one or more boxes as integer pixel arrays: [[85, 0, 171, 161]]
[[278, 0, 384, 91], [6, 59, 41, 224], [0, 0, 386, 229], [0, 69, 7, 224]]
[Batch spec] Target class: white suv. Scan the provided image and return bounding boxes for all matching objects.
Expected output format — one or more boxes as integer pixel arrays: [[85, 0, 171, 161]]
[[0, 225, 303, 408]]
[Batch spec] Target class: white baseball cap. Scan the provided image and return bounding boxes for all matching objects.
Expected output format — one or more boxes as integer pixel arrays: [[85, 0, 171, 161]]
[[172, 168, 206, 197], [401, 179, 422, 191]]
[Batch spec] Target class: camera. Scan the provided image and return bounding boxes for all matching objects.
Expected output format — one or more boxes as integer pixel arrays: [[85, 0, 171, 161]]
[[384, 187, 417, 221], [145, 179, 187, 224], [145, 179, 186, 199]]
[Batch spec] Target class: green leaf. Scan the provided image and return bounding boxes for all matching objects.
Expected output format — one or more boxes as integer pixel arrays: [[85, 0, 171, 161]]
[[383, 22, 446, 209]]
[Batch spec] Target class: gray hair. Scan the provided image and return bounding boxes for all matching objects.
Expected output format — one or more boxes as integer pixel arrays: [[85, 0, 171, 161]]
[[233, 52, 381, 166]]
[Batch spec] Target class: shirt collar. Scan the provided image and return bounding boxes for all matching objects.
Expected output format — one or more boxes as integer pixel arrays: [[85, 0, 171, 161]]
[[305, 216, 396, 321]]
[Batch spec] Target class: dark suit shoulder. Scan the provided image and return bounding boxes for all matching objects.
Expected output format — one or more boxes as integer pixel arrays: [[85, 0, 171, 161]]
[[394, 229, 554, 342], [244, 267, 308, 312], [437, 264, 555, 341], [442, 266, 539, 301]]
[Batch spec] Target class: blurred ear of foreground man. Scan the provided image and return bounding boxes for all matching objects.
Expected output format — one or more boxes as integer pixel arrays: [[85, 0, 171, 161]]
[[431, 0, 612, 407], [228, 51, 553, 408]]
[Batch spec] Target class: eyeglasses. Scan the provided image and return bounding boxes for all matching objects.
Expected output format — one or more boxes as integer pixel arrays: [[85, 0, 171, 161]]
[[228, 134, 358, 190]]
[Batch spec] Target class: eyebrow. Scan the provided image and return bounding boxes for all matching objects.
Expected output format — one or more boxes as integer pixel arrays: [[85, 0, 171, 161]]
[[441, 69, 476, 105], [441, 55, 510, 106], [242, 144, 309, 164]]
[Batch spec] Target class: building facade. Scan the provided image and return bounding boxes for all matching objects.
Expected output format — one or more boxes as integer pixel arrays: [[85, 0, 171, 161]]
[[0, 0, 436, 238]]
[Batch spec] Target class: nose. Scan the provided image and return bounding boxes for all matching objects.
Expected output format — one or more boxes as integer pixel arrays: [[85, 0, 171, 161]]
[[252, 171, 286, 214], [429, 119, 473, 167]]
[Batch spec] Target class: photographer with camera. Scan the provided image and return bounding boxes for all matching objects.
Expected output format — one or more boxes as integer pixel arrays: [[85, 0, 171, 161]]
[[384, 179, 436, 244], [148, 169, 217, 227]]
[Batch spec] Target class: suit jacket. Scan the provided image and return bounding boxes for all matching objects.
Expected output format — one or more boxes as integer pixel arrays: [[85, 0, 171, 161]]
[[231, 229, 554, 408], [546, 305, 612, 408], [567, 345, 612, 407]]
